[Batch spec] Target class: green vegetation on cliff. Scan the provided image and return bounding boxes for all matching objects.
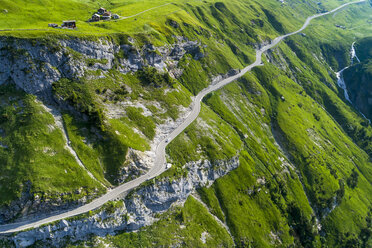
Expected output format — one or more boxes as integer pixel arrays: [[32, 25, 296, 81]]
[[0, 84, 105, 206]]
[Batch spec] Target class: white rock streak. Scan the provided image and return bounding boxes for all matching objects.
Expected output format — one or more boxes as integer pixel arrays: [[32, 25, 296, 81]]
[[40, 103, 107, 188]]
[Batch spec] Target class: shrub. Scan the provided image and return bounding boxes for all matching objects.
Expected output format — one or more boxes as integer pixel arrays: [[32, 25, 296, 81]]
[[52, 78, 105, 129], [347, 168, 359, 189], [138, 67, 174, 88], [126, 107, 156, 139]]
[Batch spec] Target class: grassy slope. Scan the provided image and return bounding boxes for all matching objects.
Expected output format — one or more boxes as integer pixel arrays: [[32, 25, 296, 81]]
[[0, 0, 371, 247], [67, 1, 372, 247], [206, 3, 372, 246], [0, 84, 104, 206]]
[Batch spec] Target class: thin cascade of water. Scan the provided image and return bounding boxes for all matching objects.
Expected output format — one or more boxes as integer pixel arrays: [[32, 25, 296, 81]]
[[351, 42, 361, 64], [336, 68, 351, 103], [336, 42, 371, 123]]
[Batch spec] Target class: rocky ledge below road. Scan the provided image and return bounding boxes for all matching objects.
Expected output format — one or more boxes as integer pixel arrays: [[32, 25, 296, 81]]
[[9, 156, 239, 248]]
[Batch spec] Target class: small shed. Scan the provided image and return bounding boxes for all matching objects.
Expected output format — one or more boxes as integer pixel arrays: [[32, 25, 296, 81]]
[[97, 7, 106, 15], [61, 20, 76, 29], [48, 23, 58, 28], [101, 11, 112, 20], [91, 13, 100, 22], [112, 14, 120, 20]]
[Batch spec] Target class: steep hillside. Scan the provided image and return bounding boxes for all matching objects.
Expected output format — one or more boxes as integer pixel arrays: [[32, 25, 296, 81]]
[[0, 0, 371, 247], [0, 0, 326, 223]]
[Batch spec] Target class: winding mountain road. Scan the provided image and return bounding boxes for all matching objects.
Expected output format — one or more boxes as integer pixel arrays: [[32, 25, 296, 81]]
[[0, 0, 366, 234]]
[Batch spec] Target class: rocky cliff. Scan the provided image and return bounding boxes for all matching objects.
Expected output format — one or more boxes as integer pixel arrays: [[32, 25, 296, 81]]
[[0, 36, 203, 100]]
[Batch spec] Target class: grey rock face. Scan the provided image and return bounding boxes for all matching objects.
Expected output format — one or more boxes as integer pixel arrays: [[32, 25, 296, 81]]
[[11, 157, 239, 247], [0, 183, 100, 226], [0, 37, 204, 101], [116, 149, 152, 184]]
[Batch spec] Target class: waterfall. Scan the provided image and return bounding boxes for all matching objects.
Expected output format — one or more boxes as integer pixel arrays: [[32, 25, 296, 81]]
[[336, 42, 360, 103], [336, 42, 370, 123], [336, 68, 351, 103], [351, 42, 361, 64]]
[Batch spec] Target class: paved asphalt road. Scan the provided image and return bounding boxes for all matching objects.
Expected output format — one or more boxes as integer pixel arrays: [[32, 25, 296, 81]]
[[0, 0, 366, 234]]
